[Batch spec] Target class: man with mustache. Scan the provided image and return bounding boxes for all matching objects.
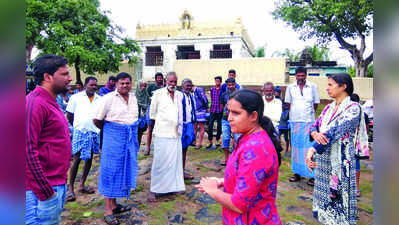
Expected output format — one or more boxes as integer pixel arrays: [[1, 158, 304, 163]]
[[66, 76, 101, 202], [145, 72, 164, 155], [285, 66, 320, 186], [93, 72, 139, 225], [263, 82, 282, 132], [148, 72, 185, 202], [26, 55, 73, 224]]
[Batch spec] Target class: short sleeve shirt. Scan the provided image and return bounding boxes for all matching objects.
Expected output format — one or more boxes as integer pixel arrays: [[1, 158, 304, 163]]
[[94, 90, 138, 124], [66, 91, 101, 133], [285, 81, 320, 122]]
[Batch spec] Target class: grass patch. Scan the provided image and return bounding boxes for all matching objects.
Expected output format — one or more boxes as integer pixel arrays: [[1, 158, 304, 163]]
[[148, 201, 177, 224], [278, 159, 291, 183], [137, 154, 149, 161], [207, 204, 222, 214], [358, 201, 373, 213], [194, 163, 213, 172], [131, 184, 144, 193], [189, 148, 224, 162], [359, 181, 373, 200], [64, 199, 105, 220]]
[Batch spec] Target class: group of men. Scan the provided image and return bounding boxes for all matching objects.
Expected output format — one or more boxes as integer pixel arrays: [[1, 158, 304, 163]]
[[26, 54, 320, 225]]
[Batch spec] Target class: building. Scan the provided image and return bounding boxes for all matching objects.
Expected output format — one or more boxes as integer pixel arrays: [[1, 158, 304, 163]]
[[136, 10, 255, 81]]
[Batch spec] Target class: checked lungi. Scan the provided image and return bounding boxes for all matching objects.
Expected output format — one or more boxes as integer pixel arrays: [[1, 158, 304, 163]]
[[98, 121, 139, 198], [71, 129, 99, 161]]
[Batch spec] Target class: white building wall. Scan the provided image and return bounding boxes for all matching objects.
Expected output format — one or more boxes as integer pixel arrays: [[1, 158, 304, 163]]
[[137, 36, 253, 81]]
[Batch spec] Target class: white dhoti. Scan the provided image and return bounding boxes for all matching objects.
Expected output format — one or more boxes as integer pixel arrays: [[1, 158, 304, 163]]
[[150, 137, 185, 193]]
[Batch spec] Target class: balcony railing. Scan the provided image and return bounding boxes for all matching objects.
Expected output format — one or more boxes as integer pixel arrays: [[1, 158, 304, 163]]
[[176, 51, 200, 60], [210, 49, 232, 59], [145, 52, 164, 66]]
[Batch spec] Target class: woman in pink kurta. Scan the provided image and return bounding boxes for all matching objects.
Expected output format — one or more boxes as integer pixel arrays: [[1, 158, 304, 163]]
[[197, 89, 282, 225]]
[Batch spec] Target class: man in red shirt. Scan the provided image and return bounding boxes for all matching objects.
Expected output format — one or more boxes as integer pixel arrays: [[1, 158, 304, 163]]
[[26, 55, 73, 224]]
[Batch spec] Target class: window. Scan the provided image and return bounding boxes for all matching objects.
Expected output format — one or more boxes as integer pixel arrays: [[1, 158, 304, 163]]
[[145, 46, 163, 66], [210, 44, 232, 59], [176, 45, 200, 60]]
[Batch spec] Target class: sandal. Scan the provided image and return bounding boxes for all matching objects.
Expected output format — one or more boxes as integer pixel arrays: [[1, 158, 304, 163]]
[[220, 161, 226, 166], [307, 178, 315, 186], [66, 191, 76, 202], [78, 186, 95, 194], [104, 214, 119, 225], [289, 174, 301, 182], [184, 171, 194, 180], [112, 204, 132, 214], [195, 145, 202, 149], [356, 190, 361, 197]]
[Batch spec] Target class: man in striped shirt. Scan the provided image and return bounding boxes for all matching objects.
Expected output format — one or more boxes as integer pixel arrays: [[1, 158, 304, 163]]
[[26, 55, 73, 224], [206, 76, 223, 149]]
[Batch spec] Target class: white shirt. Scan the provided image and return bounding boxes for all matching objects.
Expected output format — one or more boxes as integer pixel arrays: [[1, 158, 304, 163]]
[[66, 91, 101, 133], [183, 93, 193, 123], [263, 98, 282, 127], [285, 81, 320, 122], [150, 87, 183, 138], [94, 90, 139, 124]]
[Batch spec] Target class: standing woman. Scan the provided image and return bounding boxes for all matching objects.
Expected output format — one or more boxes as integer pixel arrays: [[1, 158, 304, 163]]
[[306, 73, 364, 225], [196, 89, 282, 225]]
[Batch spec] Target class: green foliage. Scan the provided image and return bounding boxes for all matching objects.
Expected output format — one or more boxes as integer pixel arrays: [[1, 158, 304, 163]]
[[272, 0, 373, 42], [273, 0, 373, 76], [272, 44, 330, 61], [255, 47, 265, 57], [348, 66, 356, 77], [272, 48, 300, 61], [305, 44, 330, 61], [367, 63, 374, 77], [26, 0, 140, 82]]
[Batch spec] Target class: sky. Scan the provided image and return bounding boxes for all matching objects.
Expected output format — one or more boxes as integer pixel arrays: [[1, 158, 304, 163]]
[[98, 0, 373, 67]]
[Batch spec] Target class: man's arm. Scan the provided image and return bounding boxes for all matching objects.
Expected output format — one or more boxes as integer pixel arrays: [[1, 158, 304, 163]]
[[284, 85, 292, 110], [66, 112, 74, 125], [93, 119, 104, 129], [26, 101, 55, 201]]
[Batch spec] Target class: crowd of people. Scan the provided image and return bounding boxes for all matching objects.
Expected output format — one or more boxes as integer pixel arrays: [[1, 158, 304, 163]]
[[26, 54, 371, 225]]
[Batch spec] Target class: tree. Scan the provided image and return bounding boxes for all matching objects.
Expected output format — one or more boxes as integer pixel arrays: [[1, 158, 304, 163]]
[[272, 48, 300, 61], [273, 0, 373, 77], [305, 44, 330, 61], [26, 0, 140, 83], [254, 47, 265, 57]]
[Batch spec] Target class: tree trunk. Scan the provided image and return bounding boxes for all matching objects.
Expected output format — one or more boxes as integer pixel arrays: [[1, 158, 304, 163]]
[[74, 56, 81, 84], [26, 44, 34, 64]]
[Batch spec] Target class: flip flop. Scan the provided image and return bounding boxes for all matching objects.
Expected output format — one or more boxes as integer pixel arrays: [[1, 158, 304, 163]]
[[289, 174, 301, 182], [307, 178, 315, 186], [78, 186, 95, 194], [112, 204, 131, 214], [66, 191, 76, 202], [104, 214, 119, 225], [220, 161, 227, 166], [184, 171, 194, 180]]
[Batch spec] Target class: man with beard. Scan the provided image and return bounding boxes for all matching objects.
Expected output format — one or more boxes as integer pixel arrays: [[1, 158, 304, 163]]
[[93, 72, 139, 225], [145, 72, 164, 155], [285, 66, 320, 186], [26, 55, 73, 224], [180, 78, 196, 180], [66, 76, 101, 202], [263, 82, 282, 132], [148, 72, 185, 202]]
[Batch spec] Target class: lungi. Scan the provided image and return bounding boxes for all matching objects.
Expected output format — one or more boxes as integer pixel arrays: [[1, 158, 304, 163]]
[[290, 121, 315, 178], [150, 137, 185, 194], [71, 129, 99, 161], [98, 121, 139, 198], [181, 122, 195, 149]]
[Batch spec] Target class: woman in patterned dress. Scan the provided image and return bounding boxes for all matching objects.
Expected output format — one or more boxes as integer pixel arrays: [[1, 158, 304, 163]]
[[196, 89, 283, 225], [306, 73, 365, 225]]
